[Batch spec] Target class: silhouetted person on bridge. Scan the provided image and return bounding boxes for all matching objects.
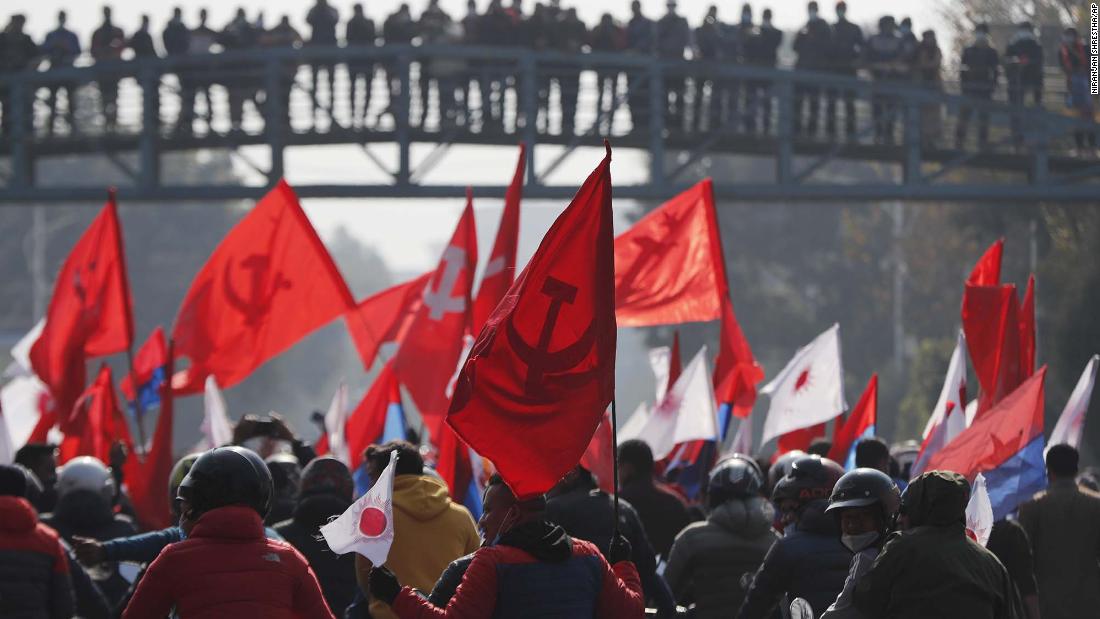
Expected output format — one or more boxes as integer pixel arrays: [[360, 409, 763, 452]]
[[956, 23, 999, 149], [382, 4, 415, 125], [181, 9, 218, 132], [725, 5, 754, 132], [42, 10, 81, 135], [163, 8, 190, 134], [417, 0, 455, 128], [1, 15, 39, 136], [306, 0, 339, 119], [554, 7, 587, 136], [826, 1, 862, 139], [656, 0, 691, 132], [346, 3, 376, 128], [913, 30, 943, 146], [1059, 27, 1097, 154], [589, 13, 626, 135], [625, 0, 655, 132], [479, 0, 514, 132], [793, 1, 831, 137], [864, 16, 906, 144], [692, 6, 723, 133], [219, 8, 260, 133], [262, 15, 302, 128], [129, 15, 158, 59], [1005, 21, 1044, 147], [743, 8, 781, 134], [91, 7, 126, 131]]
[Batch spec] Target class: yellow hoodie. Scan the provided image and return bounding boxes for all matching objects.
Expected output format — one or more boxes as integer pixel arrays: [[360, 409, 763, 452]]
[[355, 474, 480, 619]]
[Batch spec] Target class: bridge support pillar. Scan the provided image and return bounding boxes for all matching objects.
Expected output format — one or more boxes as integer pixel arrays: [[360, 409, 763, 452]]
[[9, 81, 31, 189], [265, 60, 287, 183], [520, 54, 538, 188], [775, 78, 793, 186], [396, 54, 412, 187], [647, 62, 666, 195], [903, 100, 922, 186]]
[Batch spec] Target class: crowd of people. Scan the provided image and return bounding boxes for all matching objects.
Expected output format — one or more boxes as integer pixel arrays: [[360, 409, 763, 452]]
[[1, 2, 1096, 152], [1, 407, 1098, 618]]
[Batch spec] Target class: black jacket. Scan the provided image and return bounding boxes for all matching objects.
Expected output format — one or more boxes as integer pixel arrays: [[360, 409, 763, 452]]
[[619, 478, 693, 559], [274, 494, 357, 616], [737, 501, 851, 619]]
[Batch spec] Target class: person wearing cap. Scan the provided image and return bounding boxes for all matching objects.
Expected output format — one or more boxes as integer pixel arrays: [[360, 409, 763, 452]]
[[956, 23, 1000, 149], [368, 473, 645, 617], [1057, 27, 1097, 154], [665, 455, 778, 618], [275, 456, 358, 616], [738, 455, 850, 619], [0, 463, 76, 619], [853, 470, 1022, 619], [121, 446, 334, 618], [819, 468, 901, 619]]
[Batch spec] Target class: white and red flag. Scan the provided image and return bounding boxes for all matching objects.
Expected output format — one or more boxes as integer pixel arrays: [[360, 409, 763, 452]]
[[1048, 354, 1099, 450], [760, 324, 846, 447], [321, 449, 398, 565]]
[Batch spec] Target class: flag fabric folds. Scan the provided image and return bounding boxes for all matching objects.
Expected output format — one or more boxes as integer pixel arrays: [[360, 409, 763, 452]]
[[622, 347, 719, 460], [448, 145, 616, 499], [925, 367, 1047, 520], [967, 239, 1004, 287], [346, 361, 402, 471], [393, 194, 478, 434], [122, 346, 176, 530], [1048, 355, 1099, 450], [829, 374, 878, 466], [172, 180, 355, 394], [963, 283, 1023, 418], [580, 411, 616, 494], [201, 376, 233, 449], [760, 324, 846, 447], [59, 364, 133, 463], [474, 143, 526, 332], [922, 331, 968, 439], [965, 473, 994, 547], [321, 449, 398, 566], [31, 198, 134, 434], [1018, 275, 1036, 379], [345, 273, 432, 371]]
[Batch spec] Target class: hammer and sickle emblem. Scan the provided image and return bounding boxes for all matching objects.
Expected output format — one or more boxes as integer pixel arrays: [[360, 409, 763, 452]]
[[223, 255, 292, 325], [506, 276, 597, 400]]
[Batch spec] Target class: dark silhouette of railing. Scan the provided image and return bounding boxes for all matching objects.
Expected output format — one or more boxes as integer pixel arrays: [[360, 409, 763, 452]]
[[1, 44, 1098, 202]]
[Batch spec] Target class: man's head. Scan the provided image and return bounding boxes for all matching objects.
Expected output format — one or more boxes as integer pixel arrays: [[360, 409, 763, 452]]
[[974, 23, 990, 45], [15, 443, 59, 490], [807, 438, 832, 458], [617, 439, 654, 486], [1046, 443, 1079, 481], [826, 468, 900, 551], [899, 17, 912, 33], [478, 474, 545, 543], [364, 440, 423, 481], [140, 14, 150, 29], [878, 15, 895, 34], [58, 10, 68, 26], [353, 3, 364, 16], [0, 464, 28, 498], [854, 437, 891, 474], [807, 1, 819, 19], [199, 8, 208, 24], [665, 0, 677, 15], [102, 6, 112, 23], [1064, 27, 1079, 43], [771, 455, 845, 529], [298, 456, 354, 503], [835, 1, 846, 19], [922, 29, 936, 44], [899, 470, 969, 529], [172, 7, 182, 20], [631, 0, 642, 16]]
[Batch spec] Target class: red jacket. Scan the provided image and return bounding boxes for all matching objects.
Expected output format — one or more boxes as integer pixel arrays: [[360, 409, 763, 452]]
[[0, 496, 74, 619], [122, 506, 335, 619], [392, 537, 645, 618]]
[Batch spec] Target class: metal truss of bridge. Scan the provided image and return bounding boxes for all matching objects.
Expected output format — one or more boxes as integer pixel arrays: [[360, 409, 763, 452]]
[[1, 45, 1099, 204]]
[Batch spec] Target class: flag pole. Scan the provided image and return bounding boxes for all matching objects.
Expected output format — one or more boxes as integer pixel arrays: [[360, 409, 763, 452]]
[[125, 346, 148, 456], [610, 398, 620, 536]]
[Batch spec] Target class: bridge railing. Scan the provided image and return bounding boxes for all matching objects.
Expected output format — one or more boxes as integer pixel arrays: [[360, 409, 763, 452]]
[[1, 44, 1097, 199]]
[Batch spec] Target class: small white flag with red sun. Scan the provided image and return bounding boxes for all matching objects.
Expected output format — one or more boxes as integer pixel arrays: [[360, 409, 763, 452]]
[[321, 450, 398, 566]]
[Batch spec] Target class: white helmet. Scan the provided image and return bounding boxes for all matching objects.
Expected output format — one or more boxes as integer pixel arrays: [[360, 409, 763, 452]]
[[56, 457, 114, 499]]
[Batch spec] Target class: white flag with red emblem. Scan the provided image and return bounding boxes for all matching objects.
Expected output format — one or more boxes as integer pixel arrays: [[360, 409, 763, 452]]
[[760, 324, 846, 447], [321, 449, 397, 566]]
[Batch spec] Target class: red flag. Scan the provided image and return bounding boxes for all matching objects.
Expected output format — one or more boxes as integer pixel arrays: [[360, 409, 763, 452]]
[[120, 326, 169, 402], [926, 367, 1046, 479], [393, 194, 478, 433], [713, 297, 764, 414], [122, 341, 176, 529], [448, 145, 616, 499], [580, 411, 615, 493], [171, 180, 355, 393], [345, 361, 401, 470], [668, 331, 683, 392], [1018, 275, 1036, 378], [345, 273, 432, 371], [615, 179, 725, 326], [59, 364, 133, 464], [963, 284, 1023, 418], [828, 374, 878, 463], [968, 239, 1004, 286], [474, 144, 526, 331], [30, 198, 134, 433], [776, 423, 826, 457]]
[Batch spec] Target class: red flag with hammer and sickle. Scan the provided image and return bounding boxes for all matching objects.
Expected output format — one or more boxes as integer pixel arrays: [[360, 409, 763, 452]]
[[171, 180, 355, 394], [473, 143, 526, 332], [393, 192, 478, 434], [31, 197, 134, 435], [448, 144, 616, 499]]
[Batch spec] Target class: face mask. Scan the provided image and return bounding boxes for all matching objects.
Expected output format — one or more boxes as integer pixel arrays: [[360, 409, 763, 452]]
[[837, 9, 846, 19], [975, 33, 989, 44], [763, 16, 772, 27], [808, 9, 818, 19], [841, 531, 880, 552], [901, 25, 911, 34]]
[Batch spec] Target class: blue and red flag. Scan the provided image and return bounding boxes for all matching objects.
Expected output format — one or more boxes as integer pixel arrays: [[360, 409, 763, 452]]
[[346, 361, 405, 496], [120, 326, 169, 418], [926, 367, 1047, 520], [829, 374, 877, 469]]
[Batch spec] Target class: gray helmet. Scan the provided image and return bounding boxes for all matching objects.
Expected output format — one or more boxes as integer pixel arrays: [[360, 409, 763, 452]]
[[707, 454, 764, 509]]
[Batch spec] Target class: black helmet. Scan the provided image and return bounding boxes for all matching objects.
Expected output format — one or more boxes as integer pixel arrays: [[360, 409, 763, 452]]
[[772, 455, 845, 506], [768, 450, 806, 492], [707, 454, 764, 509], [825, 468, 901, 519], [177, 446, 273, 518]]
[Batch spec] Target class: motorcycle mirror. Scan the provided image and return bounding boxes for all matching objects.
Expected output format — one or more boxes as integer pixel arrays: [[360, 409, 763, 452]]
[[790, 598, 815, 619]]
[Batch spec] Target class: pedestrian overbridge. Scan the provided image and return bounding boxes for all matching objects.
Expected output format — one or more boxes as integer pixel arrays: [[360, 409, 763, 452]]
[[1, 44, 1098, 203]]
